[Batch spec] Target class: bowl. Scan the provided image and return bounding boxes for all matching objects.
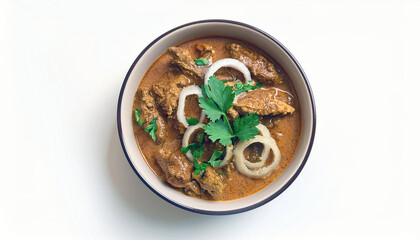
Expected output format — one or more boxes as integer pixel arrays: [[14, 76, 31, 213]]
[[117, 19, 316, 215]]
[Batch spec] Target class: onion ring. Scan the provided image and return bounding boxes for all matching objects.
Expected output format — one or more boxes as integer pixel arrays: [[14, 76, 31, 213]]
[[244, 124, 271, 169], [182, 123, 233, 167], [204, 58, 254, 85], [177, 85, 206, 128], [233, 135, 281, 178]]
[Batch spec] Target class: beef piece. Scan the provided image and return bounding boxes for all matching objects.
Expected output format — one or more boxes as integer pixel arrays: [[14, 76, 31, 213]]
[[137, 90, 168, 143], [155, 140, 193, 188], [226, 43, 283, 85], [215, 67, 247, 82], [184, 181, 203, 197], [195, 43, 214, 58], [192, 167, 225, 200], [234, 88, 295, 116], [168, 46, 205, 81], [152, 70, 193, 117]]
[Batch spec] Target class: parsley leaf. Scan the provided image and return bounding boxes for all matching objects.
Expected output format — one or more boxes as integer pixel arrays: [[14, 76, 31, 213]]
[[199, 75, 262, 149], [233, 82, 263, 95], [198, 97, 224, 121], [204, 76, 235, 112], [144, 118, 158, 141], [194, 58, 209, 66], [201, 85, 208, 98], [193, 158, 210, 175], [182, 142, 204, 159], [134, 109, 143, 127], [193, 158, 203, 175], [233, 82, 243, 89], [233, 114, 260, 141], [208, 150, 224, 168], [203, 119, 234, 146], [186, 117, 199, 126]]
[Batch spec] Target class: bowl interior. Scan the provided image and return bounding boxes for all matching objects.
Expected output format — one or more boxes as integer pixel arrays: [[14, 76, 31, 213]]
[[118, 21, 315, 214]]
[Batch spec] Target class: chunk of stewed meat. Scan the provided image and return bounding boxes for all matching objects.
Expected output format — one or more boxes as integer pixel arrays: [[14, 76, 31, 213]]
[[234, 88, 295, 116], [136, 90, 168, 143], [152, 70, 193, 117], [195, 43, 214, 60], [184, 181, 203, 197], [226, 43, 283, 85], [168, 46, 205, 81], [155, 140, 193, 188], [192, 167, 225, 200]]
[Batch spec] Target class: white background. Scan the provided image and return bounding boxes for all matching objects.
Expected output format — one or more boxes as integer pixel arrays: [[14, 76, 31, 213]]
[[1, 0, 419, 239]]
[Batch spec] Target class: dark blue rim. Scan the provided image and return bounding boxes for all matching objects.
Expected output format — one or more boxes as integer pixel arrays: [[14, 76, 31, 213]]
[[117, 19, 317, 215]]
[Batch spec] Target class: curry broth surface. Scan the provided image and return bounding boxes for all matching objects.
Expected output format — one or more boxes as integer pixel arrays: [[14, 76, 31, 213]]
[[132, 37, 301, 201]]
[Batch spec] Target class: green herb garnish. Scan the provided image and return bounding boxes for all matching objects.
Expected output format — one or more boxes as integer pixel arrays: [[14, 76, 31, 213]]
[[181, 142, 204, 159], [186, 117, 199, 126], [134, 109, 143, 127], [203, 119, 234, 146], [234, 81, 262, 95], [199, 75, 260, 146], [187, 75, 262, 175], [135, 109, 158, 141], [208, 150, 224, 168], [233, 114, 260, 141], [194, 58, 209, 66], [145, 118, 158, 141], [194, 158, 210, 175]]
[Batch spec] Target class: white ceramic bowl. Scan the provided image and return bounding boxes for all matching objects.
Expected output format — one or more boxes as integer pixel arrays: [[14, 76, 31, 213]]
[[117, 20, 316, 215]]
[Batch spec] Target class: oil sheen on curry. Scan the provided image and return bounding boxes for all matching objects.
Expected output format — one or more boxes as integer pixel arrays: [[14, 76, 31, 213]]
[[132, 37, 301, 201]]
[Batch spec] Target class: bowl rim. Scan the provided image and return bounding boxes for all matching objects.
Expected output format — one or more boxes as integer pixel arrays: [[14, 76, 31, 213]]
[[117, 19, 316, 215]]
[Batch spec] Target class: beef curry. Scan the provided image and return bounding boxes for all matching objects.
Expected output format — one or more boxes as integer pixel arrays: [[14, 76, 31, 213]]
[[132, 37, 301, 201]]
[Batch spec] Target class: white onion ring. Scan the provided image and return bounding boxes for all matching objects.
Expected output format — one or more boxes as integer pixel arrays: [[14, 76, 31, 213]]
[[218, 143, 233, 168], [182, 123, 233, 167], [177, 85, 206, 128], [233, 135, 281, 178], [244, 124, 271, 169], [204, 58, 254, 85]]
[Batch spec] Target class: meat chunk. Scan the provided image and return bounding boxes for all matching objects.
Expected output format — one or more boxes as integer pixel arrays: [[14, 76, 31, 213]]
[[195, 43, 214, 58], [234, 88, 295, 116], [152, 70, 193, 117], [155, 140, 193, 188], [136, 90, 168, 143], [184, 181, 203, 197], [226, 43, 283, 85], [192, 167, 225, 200], [168, 46, 205, 81]]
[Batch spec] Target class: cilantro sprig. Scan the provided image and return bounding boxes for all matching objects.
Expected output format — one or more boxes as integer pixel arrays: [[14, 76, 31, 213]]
[[134, 109, 158, 142], [199, 76, 260, 146], [192, 149, 225, 175], [145, 118, 158, 141], [182, 75, 262, 175], [208, 150, 224, 168], [233, 81, 263, 95], [135, 109, 143, 127], [194, 58, 209, 66], [181, 131, 224, 175]]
